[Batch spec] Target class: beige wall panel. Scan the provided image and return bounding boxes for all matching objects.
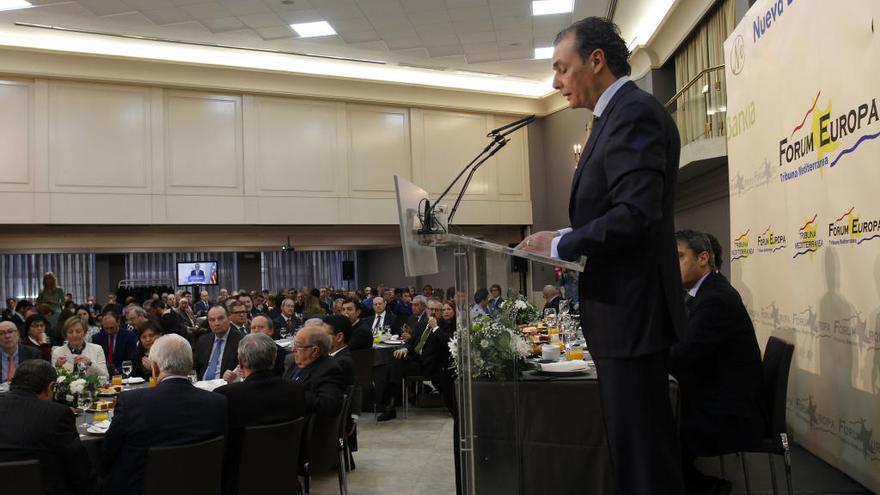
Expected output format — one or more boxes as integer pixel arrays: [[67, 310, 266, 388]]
[[50, 193, 151, 223], [0, 79, 32, 188], [251, 96, 343, 194], [0, 192, 35, 222], [345, 197, 400, 224], [165, 91, 242, 194], [347, 105, 411, 195], [412, 109, 493, 197], [495, 116, 530, 198], [48, 82, 150, 190], [255, 196, 342, 224], [164, 195, 245, 223], [451, 200, 533, 225]]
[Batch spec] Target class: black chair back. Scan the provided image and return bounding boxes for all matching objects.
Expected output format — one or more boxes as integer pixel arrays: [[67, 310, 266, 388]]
[[350, 348, 373, 388], [0, 460, 41, 495], [238, 417, 306, 495], [144, 436, 225, 495], [305, 393, 350, 473], [762, 336, 795, 438]]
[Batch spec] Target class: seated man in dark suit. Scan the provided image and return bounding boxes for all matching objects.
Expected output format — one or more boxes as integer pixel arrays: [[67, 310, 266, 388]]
[[222, 315, 287, 381], [272, 298, 301, 338], [670, 230, 766, 495], [542, 285, 562, 313], [369, 296, 401, 335], [282, 325, 345, 417], [403, 295, 429, 343], [102, 334, 228, 495], [0, 360, 97, 495], [1, 321, 43, 382], [195, 306, 243, 381], [92, 312, 139, 376], [341, 298, 373, 351], [322, 314, 360, 452], [215, 333, 306, 495]]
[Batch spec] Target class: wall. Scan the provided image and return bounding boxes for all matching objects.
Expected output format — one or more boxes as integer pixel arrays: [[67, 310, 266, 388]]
[[0, 77, 531, 227], [674, 163, 732, 280], [236, 253, 262, 292]]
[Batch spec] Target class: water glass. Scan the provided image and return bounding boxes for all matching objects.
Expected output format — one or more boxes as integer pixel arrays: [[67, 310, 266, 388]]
[[121, 360, 133, 389]]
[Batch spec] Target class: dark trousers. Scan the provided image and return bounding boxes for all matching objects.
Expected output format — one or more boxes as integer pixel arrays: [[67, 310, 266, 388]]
[[375, 355, 422, 408], [594, 351, 684, 495]]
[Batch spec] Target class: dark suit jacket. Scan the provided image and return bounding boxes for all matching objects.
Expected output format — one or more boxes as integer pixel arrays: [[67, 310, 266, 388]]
[[404, 313, 430, 356], [20, 337, 53, 362], [557, 80, 686, 359], [214, 371, 306, 495], [421, 318, 456, 382], [0, 389, 97, 495], [0, 345, 42, 382], [92, 329, 139, 375], [193, 300, 211, 317], [670, 272, 766, 453], [194, 328, 243, 380], [348, 318, 374, 351], [272, 315, 300, 337], [271, 344, 288, 376], [101, 378, 228, 495], [283, 355, 345, 417], [544, 296, 562, 312], [368, 311, 401, 335]]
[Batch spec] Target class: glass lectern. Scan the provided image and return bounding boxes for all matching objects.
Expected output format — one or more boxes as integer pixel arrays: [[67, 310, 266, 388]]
[[394, 176, 586, 494]]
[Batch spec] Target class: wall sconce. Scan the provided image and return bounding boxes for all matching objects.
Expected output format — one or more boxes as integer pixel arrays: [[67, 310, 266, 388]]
[[573, 143, 583, 161]]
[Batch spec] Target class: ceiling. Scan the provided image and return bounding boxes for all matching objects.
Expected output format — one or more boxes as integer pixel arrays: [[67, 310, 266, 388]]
[[0, 0, 675, 98]]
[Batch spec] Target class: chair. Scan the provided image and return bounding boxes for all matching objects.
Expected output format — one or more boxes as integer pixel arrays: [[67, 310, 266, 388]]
[[736, 336, 795, 495], [402, 374, 426, 418], [301, 391, 353, 495], [144, 436, 225, 495], [350, 348, 374, 412], [0, 459, 41, 495], [238, 417, 306, 495]]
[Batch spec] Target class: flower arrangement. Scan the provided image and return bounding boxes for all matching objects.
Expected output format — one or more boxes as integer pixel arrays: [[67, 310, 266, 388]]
[[54, 365, 99, 407], [498, 295, 541, 325], [450, 316, 534, 381]]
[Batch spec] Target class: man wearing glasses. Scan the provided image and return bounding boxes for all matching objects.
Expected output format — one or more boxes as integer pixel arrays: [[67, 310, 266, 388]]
[[283, 325, 345, 417], [228, 301, 251, 335]]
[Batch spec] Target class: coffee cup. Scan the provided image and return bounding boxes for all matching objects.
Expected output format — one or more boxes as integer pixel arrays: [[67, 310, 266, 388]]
[[542, 344, 561, 361]]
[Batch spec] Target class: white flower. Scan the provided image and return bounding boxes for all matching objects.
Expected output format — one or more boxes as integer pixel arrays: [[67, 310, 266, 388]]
[[515, 300, 528, 309], [480, 339, 490, 349], [69, 378, 86, 395], [65, 394, 74, 403], [56, 375, 66, 384]]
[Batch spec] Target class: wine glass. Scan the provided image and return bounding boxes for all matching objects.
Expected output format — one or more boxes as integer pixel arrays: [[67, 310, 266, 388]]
[[121, 360, 133, 389], [280, 325, 289, 340], [559, 299, 570, 316], [543, 308, 557, 327], [77, 393, 93, 423]]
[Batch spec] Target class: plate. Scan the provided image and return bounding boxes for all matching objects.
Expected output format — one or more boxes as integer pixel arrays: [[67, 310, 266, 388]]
[[534, 368, 591, 377], [86, 420, 111, 435], [123, 377, 145, 385], [380, 340, 404, 345]]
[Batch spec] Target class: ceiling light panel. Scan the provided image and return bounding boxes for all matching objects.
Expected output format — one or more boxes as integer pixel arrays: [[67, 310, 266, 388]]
[[531, 0, 573, 16], [290, 20, 337, 38], [534, 46, 554, 59], [0, 0, 32, 12]]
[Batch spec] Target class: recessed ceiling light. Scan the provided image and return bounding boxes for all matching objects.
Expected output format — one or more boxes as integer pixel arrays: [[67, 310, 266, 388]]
[[290, 21, 336, 38], [534, 46, 554, 59], [531, 0, 573, 16], [0, 0, 33, 12]]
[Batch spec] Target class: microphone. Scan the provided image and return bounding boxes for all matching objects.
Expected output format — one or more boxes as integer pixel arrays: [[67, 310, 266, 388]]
[[487, 115, 536, 137]]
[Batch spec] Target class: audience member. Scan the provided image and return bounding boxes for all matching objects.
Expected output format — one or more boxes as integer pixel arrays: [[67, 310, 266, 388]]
[[195, 306, 244, 381], [228, 301, 250, 335], [403, 295, 429, 343], [558, 270, 580, 311], [323, 314, 361, 452], [273, 298, 301, 338], [102, 334, 228, 495], [0, 360, 97, 495], [223, 315, 287, 379], [670, 230, 766, 495], [1, 321, 42, 382], [93, 312, 139, 376], [422, 301, 457, 417], [9, 299, 32, 333], [21, 314, 53, 361], [52, 317, 109, 383], [542, 285, 562, 312], [705, 232, 727, 281], [370, 296, 401, 335], [194, 290, 211, 317], [470, 288, 491, 320], [74, 305, 101, 343], [37, 271, 65, 329], [283, 325, 345, 417], [488, 284, 504, 314], [342, 298, 373, 350], [215, 333, 306, 495], [130, 320, 161, 380]]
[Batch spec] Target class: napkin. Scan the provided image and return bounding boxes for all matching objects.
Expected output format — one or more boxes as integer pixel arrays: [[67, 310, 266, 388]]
[[87, 420, 111, 434], [194, 379, 227, 392], [123, 377, 145, 385], [540, 360, 589, 373]]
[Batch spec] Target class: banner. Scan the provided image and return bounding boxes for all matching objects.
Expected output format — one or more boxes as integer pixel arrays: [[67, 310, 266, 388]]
[[724, 0, 880, 490]]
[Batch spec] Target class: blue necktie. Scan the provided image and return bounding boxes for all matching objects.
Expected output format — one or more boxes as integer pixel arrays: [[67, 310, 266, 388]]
[[204, 337, 224, 380]]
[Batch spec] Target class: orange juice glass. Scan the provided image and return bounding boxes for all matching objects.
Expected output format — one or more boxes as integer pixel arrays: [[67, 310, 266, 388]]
[[149, 376, 156, 387], [93, 411, 109, 422], [567, 349, 585, 361], [111, 375, 123, 386]]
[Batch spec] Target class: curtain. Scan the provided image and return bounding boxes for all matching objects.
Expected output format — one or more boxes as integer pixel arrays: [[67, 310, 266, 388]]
[[261, 250, 355, 291], [124, 252, 238, 298], [0, 253, 96, 302], [673, 0, 736, 144]]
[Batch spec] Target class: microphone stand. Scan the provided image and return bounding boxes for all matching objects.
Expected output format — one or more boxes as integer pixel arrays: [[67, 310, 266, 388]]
[[419, 115, 536, 234]]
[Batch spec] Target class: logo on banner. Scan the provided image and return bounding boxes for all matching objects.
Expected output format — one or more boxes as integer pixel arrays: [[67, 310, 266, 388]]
[[731, 229, 753, 261], [790, 395, 835, 434], [730, 35, 745, 75], [727, 101, 756, 142], [779, 91, 880, 183], [838, 418, 880, 462], [757, 225, 786, 253], [793, 213, 823, 259], [828, 207, 880, 246], [752, 0, 799, 44]]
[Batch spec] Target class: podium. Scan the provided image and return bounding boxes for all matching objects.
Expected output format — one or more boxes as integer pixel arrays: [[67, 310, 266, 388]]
[[395, 176, 586, 494]]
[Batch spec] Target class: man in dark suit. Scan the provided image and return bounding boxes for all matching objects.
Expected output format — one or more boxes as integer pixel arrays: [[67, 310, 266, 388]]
[[272, 298, 300, 338], [193, 290, 211, 318], [322, 314, 360, 453], [188, 263, 206, 283], [342, 298, 374, 351], [222, 316, 287, 380], [518, 17, 686, 494], [92, 312, 139, 376], [103, 334, 227, 495], [1, 321, 43, 382], [282, 325, 345, 417], [215, 333, 306, 495], [8, 299, 32, 335], [369, 297, 401, 335], [542, 285, 562, 313], [671, 230, 766, 494], [404, 295, 429, 342], [195, 306, 243, 381], [0, 360, 97, 495]]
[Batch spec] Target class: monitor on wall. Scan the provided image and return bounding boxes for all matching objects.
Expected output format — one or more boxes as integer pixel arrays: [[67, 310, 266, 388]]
[[177, 261, 218, 286]]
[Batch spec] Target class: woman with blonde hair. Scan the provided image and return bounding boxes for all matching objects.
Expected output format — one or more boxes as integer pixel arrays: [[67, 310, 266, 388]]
[[37, 271, 65, 329], [51, 316, 109, 383]]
